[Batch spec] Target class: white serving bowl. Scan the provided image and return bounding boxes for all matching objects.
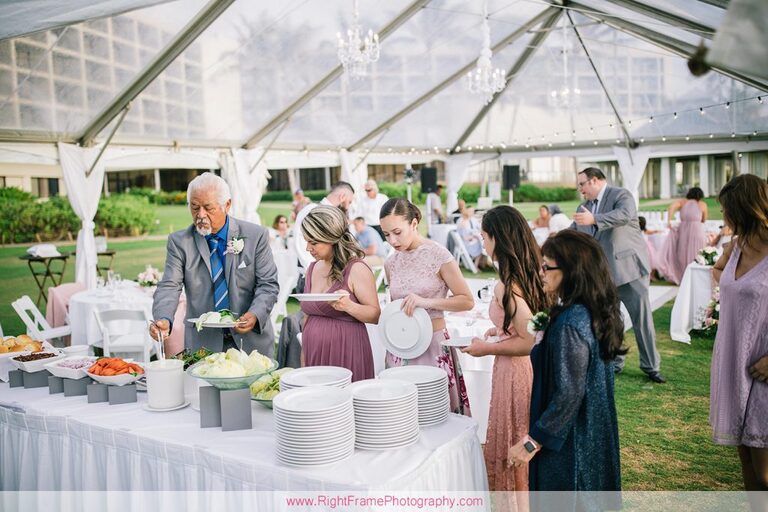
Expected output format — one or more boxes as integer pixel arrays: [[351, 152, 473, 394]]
[[44, 356, 98, 380], [86, 364, 145, 386], [11, 350, 66, 373]]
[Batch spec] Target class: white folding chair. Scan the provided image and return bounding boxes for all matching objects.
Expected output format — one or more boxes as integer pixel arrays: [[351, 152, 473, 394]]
[[93, 309, 153, 363], [271, 248, 300, 338], [12, 295, 72, 344], [449, 231, 479, 274]]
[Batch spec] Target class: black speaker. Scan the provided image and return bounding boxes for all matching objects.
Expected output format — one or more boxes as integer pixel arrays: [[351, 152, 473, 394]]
[[420, 167, 438, 193], [503, 165, 521, 190]]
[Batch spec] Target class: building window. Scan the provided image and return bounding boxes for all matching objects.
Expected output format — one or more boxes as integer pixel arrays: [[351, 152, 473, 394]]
[[0, 176, 5, 187], [300, 168, 327, 191], [267, 169, 290, 191], [31, 177, 60, 198]]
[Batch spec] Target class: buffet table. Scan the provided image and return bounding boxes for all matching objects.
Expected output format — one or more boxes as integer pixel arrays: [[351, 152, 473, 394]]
[[0, 384, 488, 494]]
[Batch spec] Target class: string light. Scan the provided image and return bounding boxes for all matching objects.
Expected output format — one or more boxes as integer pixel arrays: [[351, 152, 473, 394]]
[[708, 133, 713, 138], [455, 146, 461, 152], [628, 120, 632, 127], [662, 136, 666, 142], [699, 107, 705, 115], [640, 137, 645, 143], [759, 96, 763, 104], [570, 141, 575, 146], [685, 136, 690, 141], [753, 130, 758, 136], [593, 140, 598, 145], [725, 102, 730, 109], [730, 132, 735, 138], [648, 116, 654, 123], [673, 112, 678, 119]]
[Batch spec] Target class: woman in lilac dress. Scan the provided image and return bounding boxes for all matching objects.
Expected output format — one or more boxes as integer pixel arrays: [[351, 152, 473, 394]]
[[710, 175, 768, 501], [659, 187, 708, 284], [300, 206, 380, 381], [379, 198, 474, 415]]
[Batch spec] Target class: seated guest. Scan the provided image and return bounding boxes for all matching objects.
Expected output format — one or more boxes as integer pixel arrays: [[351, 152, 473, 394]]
[[291, 189, 311, 221], [300, 206, 380, 381], [457, 206, 488, 270], [451, 199, 466, 223], [352, 216, 387, 265], [270, 214, 290, 250], [547, 209, 572, 237], [532, 205, 551, 228]]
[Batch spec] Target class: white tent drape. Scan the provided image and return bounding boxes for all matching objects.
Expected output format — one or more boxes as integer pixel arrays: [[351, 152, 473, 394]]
[[339, 149, 368, 209], [445, 153, 474, 214], [57, 142, 106, 290], [612, 145, 651, 206], [220, 147, 269, 226]]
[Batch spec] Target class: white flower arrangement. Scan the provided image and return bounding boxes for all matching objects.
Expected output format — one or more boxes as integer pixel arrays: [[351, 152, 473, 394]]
[[137, 265, 161, 287], [226, 236, 245, 255], [695, 246, 719, 266], [527, 311, 550, 337]]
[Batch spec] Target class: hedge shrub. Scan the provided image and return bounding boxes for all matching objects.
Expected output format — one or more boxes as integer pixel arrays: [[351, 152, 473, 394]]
[[127, 188, 187, 205]]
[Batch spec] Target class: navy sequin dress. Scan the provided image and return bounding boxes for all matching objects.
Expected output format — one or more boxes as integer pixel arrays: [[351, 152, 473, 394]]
[[528, 304, 622, 511]]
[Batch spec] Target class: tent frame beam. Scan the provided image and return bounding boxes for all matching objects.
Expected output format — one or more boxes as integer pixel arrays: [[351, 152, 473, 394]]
[[242, 0, 431, 149], [567, 1, 768, 92], [348, 6, 560, 152], [605, 0, 716, 39], [77, 0, 237, 147], [451, 10, 563, 152], [695, 0, 729, 8]]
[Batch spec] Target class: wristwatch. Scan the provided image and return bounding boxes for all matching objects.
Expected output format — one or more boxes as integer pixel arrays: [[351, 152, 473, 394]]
[[523, 438, 538, 453]]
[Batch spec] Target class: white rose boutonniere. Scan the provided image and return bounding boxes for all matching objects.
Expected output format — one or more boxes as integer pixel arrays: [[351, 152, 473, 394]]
[[527, 311, 550, 344], [226, 236, 246, 255]]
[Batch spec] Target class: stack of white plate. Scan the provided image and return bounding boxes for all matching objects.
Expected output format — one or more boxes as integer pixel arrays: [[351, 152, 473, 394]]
[[279, 366, 352, 391], [379, 366, 450, 427], [273, 386, 355, 466], [349, 379, 420, 451]]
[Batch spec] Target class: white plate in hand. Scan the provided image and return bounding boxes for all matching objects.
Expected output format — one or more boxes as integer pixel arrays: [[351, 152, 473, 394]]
[[289, 293, 344, 302], [377, 299, 432, 359], [440, 336, 474, 348], [187, 318, 239, 328]]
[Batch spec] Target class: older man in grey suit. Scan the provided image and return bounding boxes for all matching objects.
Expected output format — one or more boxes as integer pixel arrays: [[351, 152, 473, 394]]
[[150, 172, 279, 356], [572, 167, 665, 383]]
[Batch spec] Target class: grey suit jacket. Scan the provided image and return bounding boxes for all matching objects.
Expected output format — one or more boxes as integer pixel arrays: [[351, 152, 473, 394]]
[[572, 185, 649, 287], [153, 216, 279, 356]]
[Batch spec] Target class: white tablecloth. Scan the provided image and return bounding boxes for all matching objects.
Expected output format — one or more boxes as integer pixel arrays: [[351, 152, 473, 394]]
[[0, 384, 488, 496], [69, 283, 154, 346], [670, 263, 714, 343]]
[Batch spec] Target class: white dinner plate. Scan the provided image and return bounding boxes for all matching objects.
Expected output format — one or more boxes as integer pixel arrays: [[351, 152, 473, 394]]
[[279, 366, 353, 389], [378, 365, 448, 385], [348, 379, 417, 401], [141, 401, 190, 412], [378, 300, 432, 359], [440, 336, 474, 348], [186, 318, 239, 329], [289, 293, 344, 302], [273, 386, 352, 413]]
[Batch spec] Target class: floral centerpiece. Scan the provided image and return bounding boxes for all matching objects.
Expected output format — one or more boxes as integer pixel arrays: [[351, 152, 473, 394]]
[[695, 246, 719, 266], [694, 286, 720, 337], [137, 265, 162, 287]]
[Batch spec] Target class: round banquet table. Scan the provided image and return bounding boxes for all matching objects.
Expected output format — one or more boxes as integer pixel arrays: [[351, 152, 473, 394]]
[[669, 262, 715, 343]]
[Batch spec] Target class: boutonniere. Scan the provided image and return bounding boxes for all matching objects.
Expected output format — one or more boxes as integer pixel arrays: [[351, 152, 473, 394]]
[[527, 310, 550, 344], [225, 236, 246, 255]]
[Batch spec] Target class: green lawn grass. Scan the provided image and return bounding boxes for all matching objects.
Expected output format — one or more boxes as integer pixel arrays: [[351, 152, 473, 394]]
[[0, 201, 738, 490]]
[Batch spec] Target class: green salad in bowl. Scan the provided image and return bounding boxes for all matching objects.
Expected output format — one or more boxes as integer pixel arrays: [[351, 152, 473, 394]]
[[250, 367, 294, 408]]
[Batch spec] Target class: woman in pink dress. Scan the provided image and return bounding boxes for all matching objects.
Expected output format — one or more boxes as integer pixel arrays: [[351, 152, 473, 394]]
[[461, 206, 549, 504], [709, 175, 768, 502], [300, 206, 380, 381], [659, 187, 708, 284], [379, 198, 474, 415]]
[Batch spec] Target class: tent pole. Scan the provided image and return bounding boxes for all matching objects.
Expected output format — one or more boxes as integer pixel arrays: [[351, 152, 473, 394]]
[[247, 118, 291, 175], [86, 104, 131, 178], [604, 0, 715, 39]]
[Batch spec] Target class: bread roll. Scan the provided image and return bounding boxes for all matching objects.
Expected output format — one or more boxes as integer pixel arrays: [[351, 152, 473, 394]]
[[0, 345, 8, 353]]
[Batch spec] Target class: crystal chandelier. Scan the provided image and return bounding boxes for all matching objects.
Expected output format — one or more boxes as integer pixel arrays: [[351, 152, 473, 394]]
[[337, 0, 380, 80], [549, 22, 580, 108], [467, 1, 506, 104]]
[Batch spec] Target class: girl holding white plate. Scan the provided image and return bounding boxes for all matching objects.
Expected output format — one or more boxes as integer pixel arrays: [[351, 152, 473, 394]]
[[379, 198, 474, 415], [461, 206, 549, 501], [300, 206, 380, 381]]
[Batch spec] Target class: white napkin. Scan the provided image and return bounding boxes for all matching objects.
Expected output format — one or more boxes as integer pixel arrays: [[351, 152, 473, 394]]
[[27, 244, 61, 258]]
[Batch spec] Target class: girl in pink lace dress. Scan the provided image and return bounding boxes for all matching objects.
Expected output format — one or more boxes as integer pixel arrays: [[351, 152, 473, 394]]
[[462, 206, 550, 505], [379, 198, 474, 415], [300, 206, 380, 381], [709, 175, 768, 499], [659, 187, 708, 284]]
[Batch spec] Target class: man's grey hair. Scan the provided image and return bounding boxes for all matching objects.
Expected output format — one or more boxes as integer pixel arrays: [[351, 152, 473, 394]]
[[187, 172, 231, 207], [364, 179, 378, 193]]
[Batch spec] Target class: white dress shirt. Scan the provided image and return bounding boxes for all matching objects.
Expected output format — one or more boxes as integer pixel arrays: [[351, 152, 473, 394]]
[[354, 193, 389, 226], [293, 197, 333, 271]]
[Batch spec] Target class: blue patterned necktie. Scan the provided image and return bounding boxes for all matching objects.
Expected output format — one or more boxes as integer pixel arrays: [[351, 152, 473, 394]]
[[206, 235, 229, 310]]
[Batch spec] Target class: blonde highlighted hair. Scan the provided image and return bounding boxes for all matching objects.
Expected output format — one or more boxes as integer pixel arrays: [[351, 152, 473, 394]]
[[301, 205, 364, 284]]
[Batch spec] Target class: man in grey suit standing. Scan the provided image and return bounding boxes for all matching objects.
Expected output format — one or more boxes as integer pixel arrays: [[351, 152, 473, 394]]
[[572, 167, 666, 383], [150, 172, 279, 356]]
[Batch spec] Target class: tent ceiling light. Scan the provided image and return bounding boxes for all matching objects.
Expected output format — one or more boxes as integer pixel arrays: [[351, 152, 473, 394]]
[[337, 0, 380, 80], [467, 0, 506, 104]]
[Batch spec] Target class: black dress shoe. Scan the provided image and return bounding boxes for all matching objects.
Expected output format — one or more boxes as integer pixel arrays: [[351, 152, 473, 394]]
[[614, 366, 623, 375], [647, 371, 667, 384]]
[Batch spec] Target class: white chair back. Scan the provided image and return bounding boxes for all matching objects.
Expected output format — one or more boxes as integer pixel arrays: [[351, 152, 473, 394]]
[[271, 247, 300, 336], [449, 231, 479, 274], [12, 295, 54, 338], [93, 308, 152, 362]]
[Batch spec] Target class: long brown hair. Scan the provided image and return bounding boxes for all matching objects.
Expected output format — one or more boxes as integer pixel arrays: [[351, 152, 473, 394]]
[[718, 174, 768, 250], [481, 206, 549, 335], [541, 230, 627, 360], [301, 206, 364, 284]]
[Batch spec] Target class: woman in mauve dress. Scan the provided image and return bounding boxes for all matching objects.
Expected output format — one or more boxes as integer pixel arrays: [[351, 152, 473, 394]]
[[658, 186, 708, 284], [709, 175, 768, 505], [300, 205, 380, 381], [379, 198, 474, 415], [461, 206, 550, 509]]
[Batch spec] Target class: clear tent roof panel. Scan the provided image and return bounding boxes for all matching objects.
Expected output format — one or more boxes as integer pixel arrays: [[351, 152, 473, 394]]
[[274, 0, 548, 148], [0, 0, 208, 138], [463, 11, 768, 148], [105, 0, 414, 144], [630, 0, 728, 28]]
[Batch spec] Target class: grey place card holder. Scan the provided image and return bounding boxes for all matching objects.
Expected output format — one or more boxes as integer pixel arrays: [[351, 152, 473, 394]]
[[63, 377, 90, 396], [8, 369, 24, 388], [23, 369, 51, 388], [48, 375, 64, 394], [108, 385, 138, 405], [220, 388, 252, 432], [199, 386, 222, 428]]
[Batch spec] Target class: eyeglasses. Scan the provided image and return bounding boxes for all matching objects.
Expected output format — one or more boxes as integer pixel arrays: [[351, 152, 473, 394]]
[[577, 181, 589, 188], [541, 263, 561, 272], [364, 189, 373, 192]]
